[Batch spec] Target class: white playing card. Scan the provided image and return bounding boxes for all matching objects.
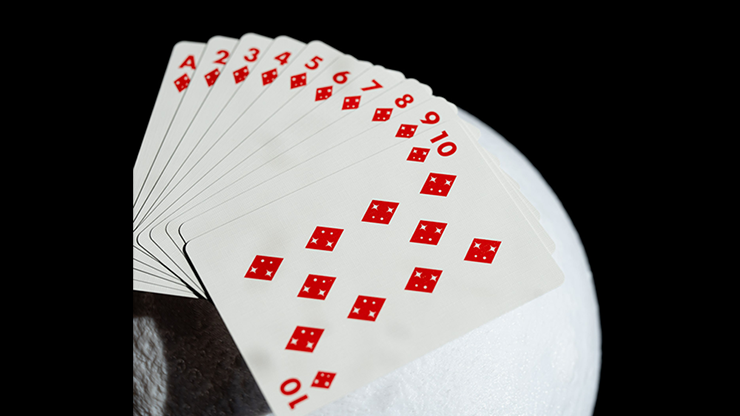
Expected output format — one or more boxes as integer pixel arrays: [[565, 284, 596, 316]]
[[133, 40, 205, 293], [134, 261, 197, 298], [133, 37, 308, 288], [132, 33, 273, 229], [134, 36, 313, 227], [183, 119, 563, 415], [133, 34, 274, 296], [133, 33, 273, 298], [465, 123, 543, 222], [178, 94, 454, 244], [133, 40, 205, 205], [132, 36, 554, 303], [135, 36, 309, 228], [133, 35, 239, 296], [134, 256, 178, 282], [134, 37, 306, 300], [175, 94, 553, 260], [165, 63, 407, 246], [133, 35, 236, 226], [459, 121, 554, 252], [139, 59, 410, 288], [146, 74, 427, 286], [133, 273, 197, 298]]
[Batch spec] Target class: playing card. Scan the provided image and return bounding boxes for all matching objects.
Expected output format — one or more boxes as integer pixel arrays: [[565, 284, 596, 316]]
[[134, 247, 200, 295], [133, 34, 242, 226], [139, 61, 412, 288], [148, 75, 427, 287], [462, 124, 554, 252], [163, 63, 406, 241], [133, 40, 205, 293], [134, 261, 197, 298], [132, 36, 555, 305], [183, 119, 563, 415], [177, 95, 455, 243], [133, 36, 309, 227], [132, 35, 240, 296], [133, 32, 272, 226], [134, 36, 306, 293], [175, 96, 553, 260], [133, 34, 274, 294], [133, 275, 197, 298], [133, 40, 205, 205], [466, 124, 542, 222], [134, 37, 317, 287]]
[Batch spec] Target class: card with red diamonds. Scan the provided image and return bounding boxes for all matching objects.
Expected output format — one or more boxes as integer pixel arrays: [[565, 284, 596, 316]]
[[133, 32, 272, 235], [134, 35, 240, 297], [134, 35, 307, 293], [183, 119, 563, 415], [157, 73, 430, 258], [141, 62, 417, 289], [137, 38, 360, 289], [133, 35, 242, 295], [132, 39, 203, 215], [133, 39, 206, 295], [175, 95, 552, 262], [174, 92, 449, 244], [133, 35, 556, 312]]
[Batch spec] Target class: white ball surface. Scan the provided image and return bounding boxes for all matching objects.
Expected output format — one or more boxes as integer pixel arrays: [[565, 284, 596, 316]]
[[133, 317, 167, 415], [302, 109, 602, 416]]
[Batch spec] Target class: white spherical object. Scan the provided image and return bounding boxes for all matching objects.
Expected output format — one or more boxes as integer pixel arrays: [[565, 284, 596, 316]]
[[133, 317, 167, 416], [306, 110, 602, 416]]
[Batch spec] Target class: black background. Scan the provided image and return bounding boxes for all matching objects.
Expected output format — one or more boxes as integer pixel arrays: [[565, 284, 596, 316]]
[[127, 13, 665, 415]]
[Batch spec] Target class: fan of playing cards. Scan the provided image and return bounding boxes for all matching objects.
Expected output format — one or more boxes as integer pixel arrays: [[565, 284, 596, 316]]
[[133, 33, 564, 415]]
